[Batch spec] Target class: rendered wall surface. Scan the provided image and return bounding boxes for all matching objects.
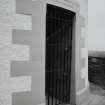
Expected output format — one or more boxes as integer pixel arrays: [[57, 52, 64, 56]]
[[0, 0, 88, 105], [76, 0, 89, 105], [0, 0, 32, 105]]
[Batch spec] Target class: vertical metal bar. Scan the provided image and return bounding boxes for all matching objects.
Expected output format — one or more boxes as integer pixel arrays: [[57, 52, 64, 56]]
[[68, 21, 72, 103], [56, 22, 58, 105], [52, 9, 56, 105], [59, 31, 62, 104], [63, 21, 66, 104], [68, 23, 70, 103], [51, 11, 53, 105], [56, 11, 60, 104], [55, 28, 58, 105], [54, 12, 57, 105], [69, 23, 71, 103], [58, 11, 61, 105], [57, 12, 59, 105], [56, 19, 60, 105], [69, 19, 73, 102], [53, 13, 55, 105], [60, 18, 65, 104], [65, 22, 68, 103], [65, 22, 67, 103], [68, 18, 71, 104], [52, 10, 55, 105], [59, 30, 62, 104], [66, 15, 68, 104], [60, 14, 64, 104], [66, 23, 70, 103]]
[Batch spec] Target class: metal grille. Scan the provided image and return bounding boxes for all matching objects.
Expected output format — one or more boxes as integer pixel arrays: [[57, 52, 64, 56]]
[[45, 4, 74, 105]]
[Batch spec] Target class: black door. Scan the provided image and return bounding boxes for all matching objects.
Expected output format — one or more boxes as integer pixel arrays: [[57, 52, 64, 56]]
[[45, 4, 75, 105]]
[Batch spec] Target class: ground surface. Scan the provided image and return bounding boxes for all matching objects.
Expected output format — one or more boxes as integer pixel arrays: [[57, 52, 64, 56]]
[[39, 83, 105, 105], [83, 83, 105, 105]]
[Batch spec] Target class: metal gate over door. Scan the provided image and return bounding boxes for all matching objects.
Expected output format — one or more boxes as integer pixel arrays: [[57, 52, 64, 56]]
[[45, 4, 75, 105]]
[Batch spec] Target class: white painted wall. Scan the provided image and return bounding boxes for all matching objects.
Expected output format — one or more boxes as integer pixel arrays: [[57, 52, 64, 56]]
[[0, 0, 32, 105], [0, 0, 88, 105], [75, 1, 89, 105], [77, 0, 88, 93]]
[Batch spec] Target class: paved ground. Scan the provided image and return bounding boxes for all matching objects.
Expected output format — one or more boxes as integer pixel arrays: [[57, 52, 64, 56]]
[[39, 83, 105, 105], [83, 83, 105, 105]]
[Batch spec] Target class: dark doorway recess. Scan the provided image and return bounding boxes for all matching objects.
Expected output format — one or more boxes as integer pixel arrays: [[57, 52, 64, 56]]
[[45, 4, 75, 105]]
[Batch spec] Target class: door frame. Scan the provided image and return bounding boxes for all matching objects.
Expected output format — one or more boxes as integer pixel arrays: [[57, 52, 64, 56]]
[[45, 1, 77, 105], [32, 0, 87, 105], [45, 3, 76, 104]]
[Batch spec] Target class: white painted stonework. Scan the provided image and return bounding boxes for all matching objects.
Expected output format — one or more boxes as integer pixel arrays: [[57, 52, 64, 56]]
[[0, 0, 88, 105], [0, 0, 32, 105]]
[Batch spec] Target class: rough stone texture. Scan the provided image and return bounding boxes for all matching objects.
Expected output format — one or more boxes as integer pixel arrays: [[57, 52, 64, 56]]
[[0, 0, 15, 16], [0, 0, 32, 105], [82, 83, 105, 105]]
